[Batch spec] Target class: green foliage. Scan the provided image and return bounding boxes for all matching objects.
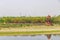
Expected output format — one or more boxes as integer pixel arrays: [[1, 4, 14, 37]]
[[0, 15, 60, 24]]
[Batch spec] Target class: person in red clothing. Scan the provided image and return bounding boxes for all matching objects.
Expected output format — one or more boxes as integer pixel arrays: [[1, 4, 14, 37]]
[[45, 15, 52, 26]]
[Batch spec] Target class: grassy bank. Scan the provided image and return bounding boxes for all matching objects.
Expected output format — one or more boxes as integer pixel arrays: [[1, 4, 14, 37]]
[[0, 24, 60, 36], [0, 30, 60, 36]]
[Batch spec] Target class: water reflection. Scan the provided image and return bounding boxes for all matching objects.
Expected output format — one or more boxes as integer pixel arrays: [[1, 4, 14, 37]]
[[0, 35, 60, 40], [46, 34, 51, 40]]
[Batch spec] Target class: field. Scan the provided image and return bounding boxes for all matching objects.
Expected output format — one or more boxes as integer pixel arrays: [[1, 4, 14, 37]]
[[0, 15, 60, 36], [0, 23, 60, 36]]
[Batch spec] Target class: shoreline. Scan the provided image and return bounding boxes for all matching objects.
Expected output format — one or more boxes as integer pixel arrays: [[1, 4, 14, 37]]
[[0, 30, 60, 36], [0, 25, 60, 36]]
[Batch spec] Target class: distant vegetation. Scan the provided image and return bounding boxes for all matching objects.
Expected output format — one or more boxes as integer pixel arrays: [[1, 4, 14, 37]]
[[0, 15, 60, 24], [0, 15, 60, 28]]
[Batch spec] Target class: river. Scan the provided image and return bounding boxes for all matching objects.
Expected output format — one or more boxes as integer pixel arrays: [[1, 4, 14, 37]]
[[0, 35, 60, 40]]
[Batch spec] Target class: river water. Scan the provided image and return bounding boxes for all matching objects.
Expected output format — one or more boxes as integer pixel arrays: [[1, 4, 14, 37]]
[[0, 35, 60, 40]]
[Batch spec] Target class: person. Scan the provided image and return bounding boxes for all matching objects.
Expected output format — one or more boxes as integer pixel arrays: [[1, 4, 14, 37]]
[[45, 15, 52, 26]]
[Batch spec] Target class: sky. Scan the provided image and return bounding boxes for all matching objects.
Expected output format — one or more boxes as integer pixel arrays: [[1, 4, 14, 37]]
[[0, 0, 60, 17]]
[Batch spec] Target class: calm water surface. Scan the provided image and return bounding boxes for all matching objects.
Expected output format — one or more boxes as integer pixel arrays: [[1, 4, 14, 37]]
[[0, 35, 60, 40]]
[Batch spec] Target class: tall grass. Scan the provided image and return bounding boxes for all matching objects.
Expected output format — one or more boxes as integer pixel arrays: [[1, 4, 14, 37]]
[[0, 16, 60, 23]]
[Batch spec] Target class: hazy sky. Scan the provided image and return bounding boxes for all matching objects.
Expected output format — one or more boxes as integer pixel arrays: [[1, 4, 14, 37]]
[[0, 0, 60, 17]]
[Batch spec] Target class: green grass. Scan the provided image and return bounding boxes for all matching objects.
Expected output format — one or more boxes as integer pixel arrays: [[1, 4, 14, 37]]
[[0, 23, 60, 36], [0, 30, 60, 36], [0, 23, 33, 28]]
